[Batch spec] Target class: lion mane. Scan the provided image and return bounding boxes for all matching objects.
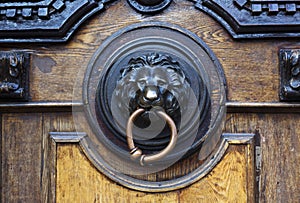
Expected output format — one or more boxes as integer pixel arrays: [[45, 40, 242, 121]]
[[113, 52, 191, 122]]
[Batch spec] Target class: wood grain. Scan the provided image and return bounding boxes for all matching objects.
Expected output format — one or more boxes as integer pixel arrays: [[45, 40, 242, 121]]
[[0, 0, 299, 202], [56, 144, 178, 202], [0, 0, 294, 102], [56, 144, 250, 203], [1, 112, 298, 202], [42, 113, 77, 203], [0, 113, 77, 202], [179, 146, 249, 203], [1, 113, 43, 202], [225, 113, 300, 203]]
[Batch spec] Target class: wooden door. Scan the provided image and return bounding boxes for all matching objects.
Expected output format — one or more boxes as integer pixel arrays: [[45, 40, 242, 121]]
[[1, 0, 299, 202]]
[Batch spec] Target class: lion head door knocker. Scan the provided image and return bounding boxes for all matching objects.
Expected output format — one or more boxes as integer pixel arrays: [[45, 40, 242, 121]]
[[75, 22, 227, 191], [109, 52, 211, 166]]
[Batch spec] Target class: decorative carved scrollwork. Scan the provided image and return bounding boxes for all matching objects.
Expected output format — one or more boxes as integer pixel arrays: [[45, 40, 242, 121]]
[[0, 0, 65, 20], [193, 0, 300, 38], [234, 0, 300, 14], [0, 52, 29, 101], [0, 0, 115, 42], [280, 49, 300, 101], [0, 0, 300, 41]]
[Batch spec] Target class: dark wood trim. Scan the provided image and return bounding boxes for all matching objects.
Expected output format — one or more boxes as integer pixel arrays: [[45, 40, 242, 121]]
[[279, 49, 300, 101], [0, 51, 30, 101], [0, 114, 2, 202], [226, 102, 300, 113], [1, 0, 300, 42], [193, 0, 300, 38], [1, 101, 300, 113], [0, 101, 83, 112], [0, 0, 115, 42]]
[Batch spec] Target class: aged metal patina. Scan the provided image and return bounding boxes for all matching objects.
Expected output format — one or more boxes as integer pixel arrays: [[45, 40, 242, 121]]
[[280, 49, 300, 101], [127, 0, 172, 13], [96, 50, 211, 162], [126, 108, 178, 166], [98, 51, 211, 158], [75, 22, 227, 191], [0, 51, 29, 101]]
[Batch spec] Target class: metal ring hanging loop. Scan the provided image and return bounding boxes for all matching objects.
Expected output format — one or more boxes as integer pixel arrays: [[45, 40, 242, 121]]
[[126, 108, 178, 166]]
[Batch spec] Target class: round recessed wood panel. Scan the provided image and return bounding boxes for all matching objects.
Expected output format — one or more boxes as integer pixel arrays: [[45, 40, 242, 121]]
[[73, 22, 227, 192]]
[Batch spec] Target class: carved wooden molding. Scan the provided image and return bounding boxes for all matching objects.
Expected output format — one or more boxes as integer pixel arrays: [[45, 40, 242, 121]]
[[49, 131, 255, 192], [49, 132, 87, 203], [193, 0, 300, 38], [0, 0, 299, 41], [280, 49, 300, 101], [0, 0, 114, 42], [0, 51, 29, 101]]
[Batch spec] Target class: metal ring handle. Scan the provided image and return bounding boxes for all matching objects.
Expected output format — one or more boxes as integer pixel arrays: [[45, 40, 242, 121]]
[[126, 108, 178, 166]]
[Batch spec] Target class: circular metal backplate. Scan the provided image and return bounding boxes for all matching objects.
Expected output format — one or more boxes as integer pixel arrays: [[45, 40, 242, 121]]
[[127, 0, 172, 13], [73, 22, 227, 192]]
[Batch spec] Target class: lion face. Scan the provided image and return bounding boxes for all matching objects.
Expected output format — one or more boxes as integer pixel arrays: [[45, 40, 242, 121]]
[[114, 53, 190, 126]]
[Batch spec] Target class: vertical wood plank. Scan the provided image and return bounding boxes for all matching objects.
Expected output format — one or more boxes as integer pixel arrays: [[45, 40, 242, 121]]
[[225, 113, 300, 203], [42, 112, 76, 203], [1, 113, 43, 203], [43, 112, 76, 132], [246, 138, 256, 203]]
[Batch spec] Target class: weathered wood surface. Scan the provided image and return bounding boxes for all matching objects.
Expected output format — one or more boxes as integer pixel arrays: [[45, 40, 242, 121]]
[[225, 113, 300, 202], [0, 0, 294, 103], [1, 112, 299, 202], [1, 113, 43, 203], [56, 144, 249, 203], [1, 0, 300, 202], [42, 113, 77, 203], [0, 113, 75, 202], [178, 145, 252, 202]]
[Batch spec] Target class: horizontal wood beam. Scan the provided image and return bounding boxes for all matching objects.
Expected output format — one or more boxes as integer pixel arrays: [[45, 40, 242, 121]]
[[0, 101, 82, 113], [0, 101, 300, 113], [226, 102, 300, 113]]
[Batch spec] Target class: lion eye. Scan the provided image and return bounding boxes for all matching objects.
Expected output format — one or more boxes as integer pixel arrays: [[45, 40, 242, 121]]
[[158, 81, 166, 87], [138, 80, 146, 86]]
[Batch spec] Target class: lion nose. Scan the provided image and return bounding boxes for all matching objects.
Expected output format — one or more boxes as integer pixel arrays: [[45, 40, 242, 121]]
[[144, 86, 158, 101]]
